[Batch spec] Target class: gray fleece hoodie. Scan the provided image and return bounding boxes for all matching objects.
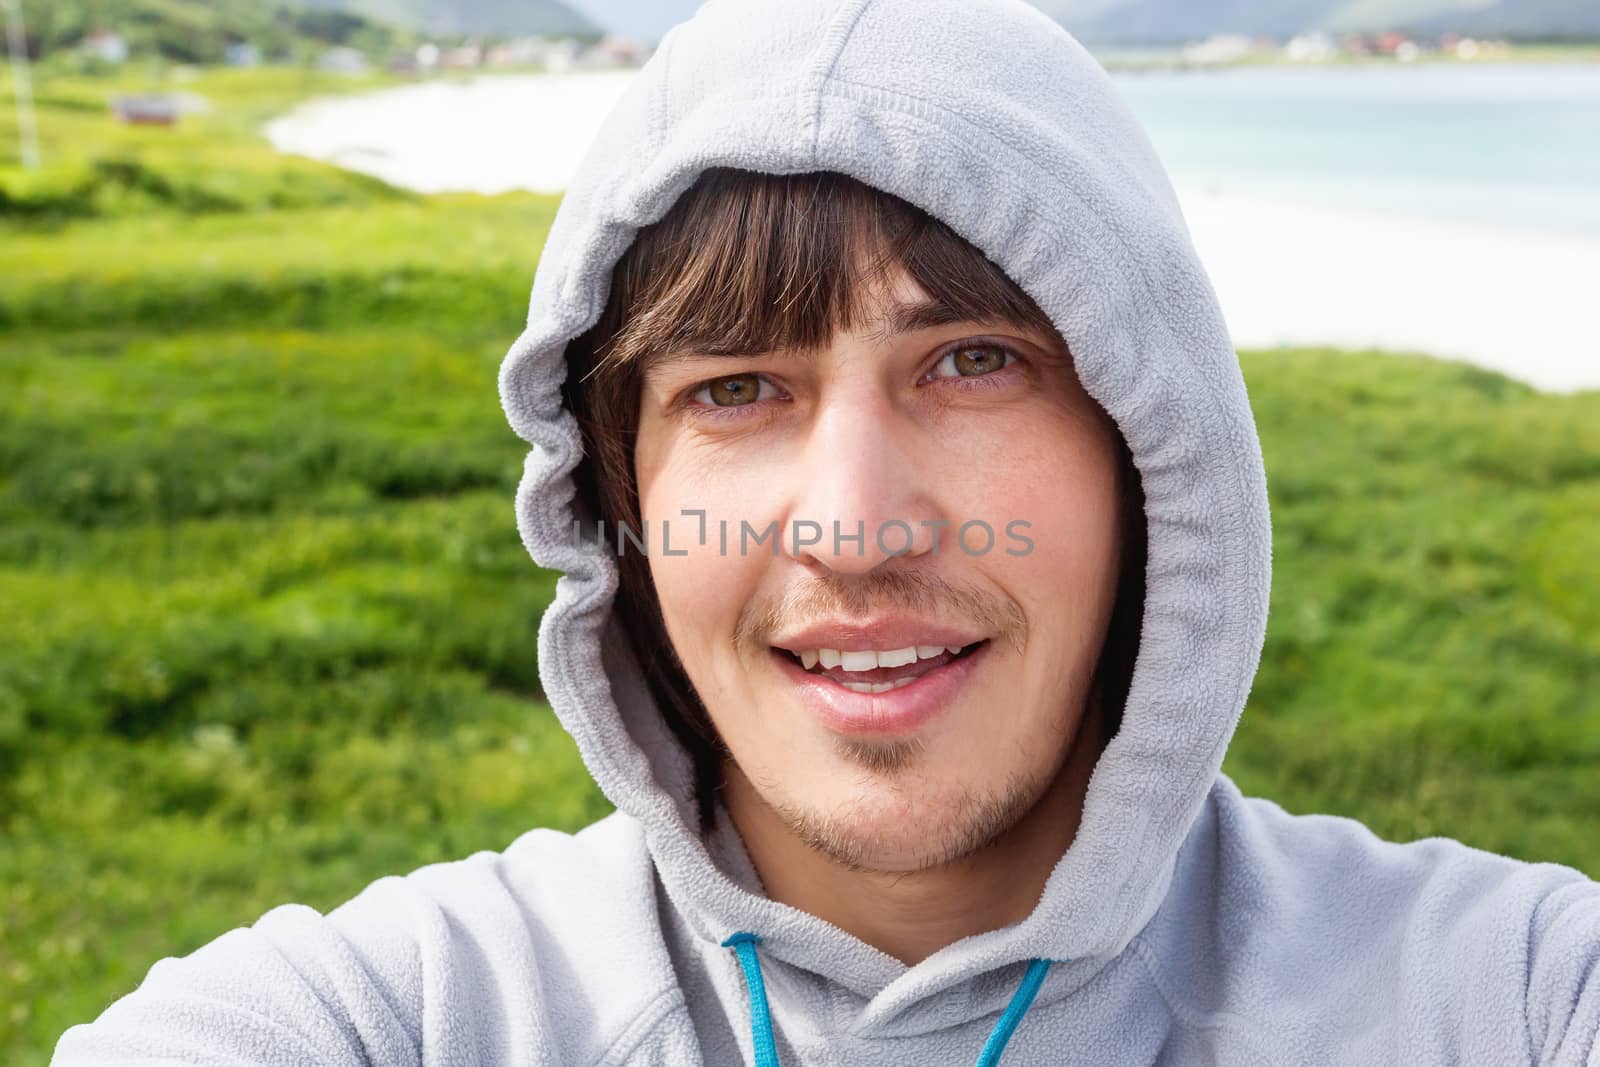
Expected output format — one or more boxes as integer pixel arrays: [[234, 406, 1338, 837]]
[[52, 1, 1600, 1064]]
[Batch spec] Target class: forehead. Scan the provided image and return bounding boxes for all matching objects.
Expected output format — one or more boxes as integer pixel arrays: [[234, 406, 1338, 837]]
[[853, 265, 944, 341]]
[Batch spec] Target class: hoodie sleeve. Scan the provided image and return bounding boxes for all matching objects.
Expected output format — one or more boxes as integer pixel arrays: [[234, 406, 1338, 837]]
[[48, 901, 421, 1066], [1526, 878, 1600, 1065], [50, 822, 693, 1067]]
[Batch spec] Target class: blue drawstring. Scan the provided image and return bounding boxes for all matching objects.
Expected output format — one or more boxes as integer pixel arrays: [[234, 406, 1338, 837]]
[[722, 933, 781, 1067], [722, 932, 1060, 1066], [973, 956, 1054, 1067]]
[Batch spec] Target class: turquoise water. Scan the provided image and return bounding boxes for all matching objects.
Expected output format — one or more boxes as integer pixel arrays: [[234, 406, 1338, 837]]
[[1109, 63, 1600, 236]]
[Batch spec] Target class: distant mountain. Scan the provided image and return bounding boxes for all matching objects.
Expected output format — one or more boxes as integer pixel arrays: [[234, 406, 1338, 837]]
[[29, 0, 1588, 62], [560, 0, 702, 45], [1025, 0, 1150, 24], [19, 0, 600, 61], [1045, 0, 1342, 43], [289, 0, 601, 39], [410, 0, 1600, 49], [1400, 0, 1600, 38], [16, 0, 404, 62], [1032, 0, 1600, 42]]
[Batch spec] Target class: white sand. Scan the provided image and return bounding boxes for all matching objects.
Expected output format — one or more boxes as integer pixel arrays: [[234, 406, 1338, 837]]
[[265, 72, 1600, 393], [264, 72, 639, 195], [1177, 184, 1600, 393]]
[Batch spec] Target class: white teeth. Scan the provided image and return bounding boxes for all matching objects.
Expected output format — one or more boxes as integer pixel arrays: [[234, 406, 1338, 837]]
[[791, 644, 973, 672], [876, 646, 918, 668]]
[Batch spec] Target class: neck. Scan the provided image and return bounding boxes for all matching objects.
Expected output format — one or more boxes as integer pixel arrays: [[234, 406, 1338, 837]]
[[722, 702, 1108, 967]]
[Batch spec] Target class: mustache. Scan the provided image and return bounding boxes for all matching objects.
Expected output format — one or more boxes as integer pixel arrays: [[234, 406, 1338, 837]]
[[733, 568, 1026, 656]]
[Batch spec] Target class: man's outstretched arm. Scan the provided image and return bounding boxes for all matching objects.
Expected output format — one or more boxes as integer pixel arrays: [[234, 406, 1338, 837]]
[[50, 902, 420, 1067]]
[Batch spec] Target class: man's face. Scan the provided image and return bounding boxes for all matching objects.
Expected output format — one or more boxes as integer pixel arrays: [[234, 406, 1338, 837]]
[[634, 264, 1125, 873]]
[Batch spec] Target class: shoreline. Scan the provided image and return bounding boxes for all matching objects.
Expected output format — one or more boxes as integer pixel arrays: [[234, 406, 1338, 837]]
[[263, 72, 637, 195], [263, 72, 1600, 394], [1173, 183, 1599, 393]]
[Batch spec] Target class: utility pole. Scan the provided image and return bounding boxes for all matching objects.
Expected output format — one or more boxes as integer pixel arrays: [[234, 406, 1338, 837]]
[[2, 0, 40, 170]]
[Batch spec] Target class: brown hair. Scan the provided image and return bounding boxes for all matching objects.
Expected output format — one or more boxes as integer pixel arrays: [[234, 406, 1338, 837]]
[[560, 167, 1146, 834]]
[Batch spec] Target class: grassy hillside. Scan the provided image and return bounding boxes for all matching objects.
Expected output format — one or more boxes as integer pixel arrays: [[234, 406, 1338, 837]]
[[14, 0, 409, 64], [292, 0, 600, 38], [2, 63, 1598, 1067], [1230, 349, 1600, 857], [0, 67, 416, 223]]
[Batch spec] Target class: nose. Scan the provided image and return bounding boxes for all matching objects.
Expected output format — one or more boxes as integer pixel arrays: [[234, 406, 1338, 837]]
[[782, 386, 948, 575]]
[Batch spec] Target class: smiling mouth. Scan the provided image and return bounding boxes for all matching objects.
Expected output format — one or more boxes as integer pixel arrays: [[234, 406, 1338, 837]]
[[772, 640, 989, 694]]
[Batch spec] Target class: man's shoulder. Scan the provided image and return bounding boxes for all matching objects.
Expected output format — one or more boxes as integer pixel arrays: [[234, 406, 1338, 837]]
[[1132, 774, 1600, 1063], [316, 807, 671, 988], [53, 810, 697, 1065], [1204, 773, 1594, 903], [363, 807, 656, 914]]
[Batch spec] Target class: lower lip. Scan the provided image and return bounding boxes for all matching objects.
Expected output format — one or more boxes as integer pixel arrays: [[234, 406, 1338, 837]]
[[771, 642, 990, 736]]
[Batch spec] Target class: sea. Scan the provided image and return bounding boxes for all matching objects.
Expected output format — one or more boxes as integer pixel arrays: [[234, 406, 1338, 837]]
[[1111, 62, 1600, 237]]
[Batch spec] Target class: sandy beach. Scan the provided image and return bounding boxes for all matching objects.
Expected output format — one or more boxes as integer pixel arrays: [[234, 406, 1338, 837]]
[[1176, 184, 1599, 393], [265, 71, 1600, 393]]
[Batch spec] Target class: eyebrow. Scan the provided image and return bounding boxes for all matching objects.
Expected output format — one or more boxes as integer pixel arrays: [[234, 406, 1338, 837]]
[[639, 297, 1024, 378], [879, 295, 989, 337]]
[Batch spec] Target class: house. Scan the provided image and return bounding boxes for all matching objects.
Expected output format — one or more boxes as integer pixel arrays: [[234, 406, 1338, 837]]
[[486, 35, 581, 70], [110, 94, 180, 126], [82, 30, 128, 64], [108, 92, 210, 126], [582, 34, 651, 68], [440, 43, 484, 69], [1284, 33, 1334, 62], [317, 46, 369, 75], [1181, 33, 1260, 66], [224, 41, 260, 68]]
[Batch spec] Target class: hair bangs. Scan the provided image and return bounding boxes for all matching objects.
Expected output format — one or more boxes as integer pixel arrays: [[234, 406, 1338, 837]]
[[585, 167, 1061, 385]]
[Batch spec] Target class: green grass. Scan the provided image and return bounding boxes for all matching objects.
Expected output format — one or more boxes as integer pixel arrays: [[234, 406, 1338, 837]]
[[0, 66, 611, 1063], [0, 196, 546, 330], [1230, 349, 1600, 861], [1, 66, 416, 222], [2, 63, 1599, 1067], [0, 320, 618, 1059], [16, 0, 410, 66]]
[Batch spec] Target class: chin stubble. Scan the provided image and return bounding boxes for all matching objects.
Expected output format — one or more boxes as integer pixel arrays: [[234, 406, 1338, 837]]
[[768, 763, 1042, 875]]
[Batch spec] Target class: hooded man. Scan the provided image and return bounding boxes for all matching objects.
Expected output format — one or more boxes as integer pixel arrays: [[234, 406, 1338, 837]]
[[52, 1, 1600, 1064]]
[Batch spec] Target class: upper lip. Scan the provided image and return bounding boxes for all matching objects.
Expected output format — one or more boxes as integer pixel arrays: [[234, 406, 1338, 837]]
[[769, 618, 989, 653]]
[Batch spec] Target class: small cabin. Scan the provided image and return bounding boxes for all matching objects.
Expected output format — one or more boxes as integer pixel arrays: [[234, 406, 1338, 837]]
[[110, 94, 182, 126]]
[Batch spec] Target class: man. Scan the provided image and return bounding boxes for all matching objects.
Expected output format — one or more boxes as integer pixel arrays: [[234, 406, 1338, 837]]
[[54, 0, 1600, 1064]]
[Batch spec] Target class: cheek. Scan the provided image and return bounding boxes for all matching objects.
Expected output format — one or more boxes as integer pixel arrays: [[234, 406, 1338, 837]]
[[636, 409, 785, 535], [635, 433, 772, 693], [967, 420, 1125, 628], [1004, 469, 1121, 572], [953, 404, 1122, 554]]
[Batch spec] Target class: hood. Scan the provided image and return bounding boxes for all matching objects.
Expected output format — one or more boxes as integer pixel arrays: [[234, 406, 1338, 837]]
[[496, 0, 1272, 1038]]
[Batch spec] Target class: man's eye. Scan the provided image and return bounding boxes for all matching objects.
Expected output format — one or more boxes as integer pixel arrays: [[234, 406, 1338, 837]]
[[931, 345, 1018, 379], [691, 373, 772, 408]]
